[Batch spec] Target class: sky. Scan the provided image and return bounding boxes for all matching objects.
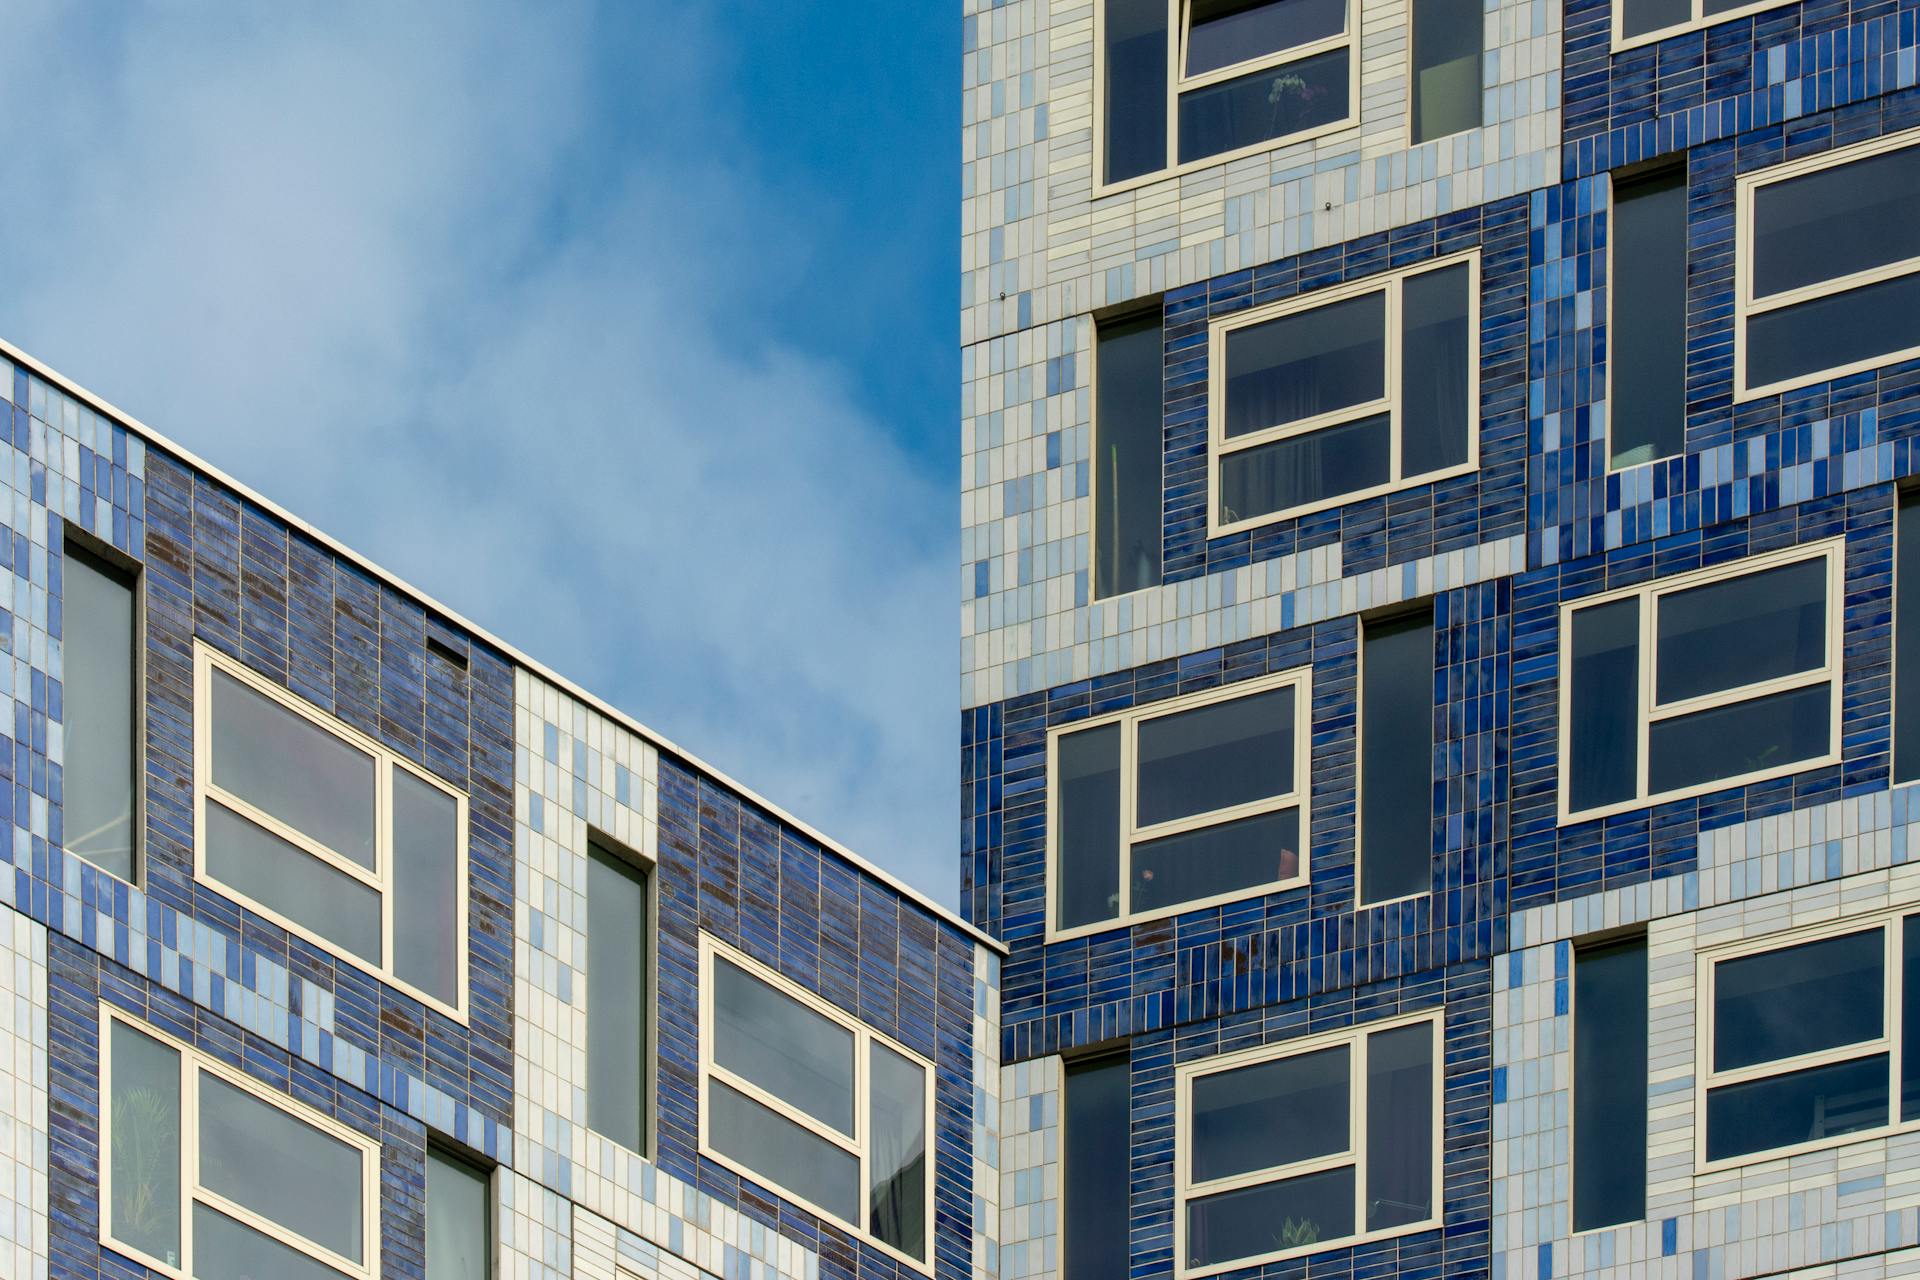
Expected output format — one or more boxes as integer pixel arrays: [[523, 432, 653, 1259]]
[[0, 4, 966, 904]]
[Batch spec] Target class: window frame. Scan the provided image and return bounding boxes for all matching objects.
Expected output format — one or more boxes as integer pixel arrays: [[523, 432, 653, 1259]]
[[98, 1004, 383, 1280], [1205, 250, 1481, 538], [61, 522, 147, 885], [585, 830, 658, 1160], [1555, 538, 1845, 825], [1093, 0, 1362, 197], [1610, 0, 1798, 53], [696, 934, 937, 1275], [1568, 930, 1648, 1234], [1403, 0, 1485, 145], [1045, 666, 1315, 942], [1733, 129, 1920, 402], [1172, 1009, 1444, 1277], [192, 640, 471, 1022], [1355, 604, 1436, 909], [1693, 910, 1912, 1173]]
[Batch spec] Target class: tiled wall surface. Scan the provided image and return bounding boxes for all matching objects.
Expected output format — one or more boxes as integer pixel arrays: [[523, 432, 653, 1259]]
[[0, 911, 47, 1280]]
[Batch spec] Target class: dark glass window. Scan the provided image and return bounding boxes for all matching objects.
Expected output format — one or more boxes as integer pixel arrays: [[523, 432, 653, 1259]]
[[1898, 491, 1920, 783], [1655, 558, 1825, 703], [1705, 1056, 1889, 1163], [1400, 263, 1473, 476], [1105, 0, 1169, 184], [426, 1148, 491, 1280], [1222, 292, 1386, 438], [1132, 807, 1300, 911], [1220, 413, 1392, 523], [1409, 0, 1482, 142], [1646, 684, 1831, 794], [1177, 48, 1351, 163], [1136, 687, 1295, 825], [1055, 724, 1124, 930], [63, 537, 137, 881], [1065, 1054, 1131, 1280], [1190, 1045, 1349, 1182], [869, 1043, 929, 1261], [587, 839, 650, 1153], [1712, 930, 1882, 1072], [1573, 937, 1646, 1231], [1616, 0, 1687, 38], [1187, 1168, 1356, 1268], [1904, 916, 1920, 1121], [1566, 598, 1640, 813], [1610, 165, 1686, 467], [1363, 1020, 1434, 1231], [1747, 274, 1920, 392], [1095, 312, 1165, 599], [1186, 0, 1345, 76], [1360, 608, 1434, 904]]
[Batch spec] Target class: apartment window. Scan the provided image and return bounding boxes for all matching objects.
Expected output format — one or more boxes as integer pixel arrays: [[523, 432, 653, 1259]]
[[1210, 253, 1477, 535], [426, 1147, 491, 1280], [1573, 936, 1647, 1230], [1359, 608, 1434, 904], [1050, 668, 1312, 939], [698, 938, 932, 1271], [1064, 1054, 1131, 1280], [102, 1007, 380, 1280], [1736, 131, 1920, 400], [63, 534, 139, 883], [587, 836, 651, 1154], [1095, 310, 1166, 600], [1175, 1012, 1439, 1275], [1409, 0, 1481, 143], [1898, 491, 1920, 783], [1609, 165, 1686, 468], [1559, 541, 1841, 822], [1100, 0, 1356, 188], [1698, 912, 1920, 1167], [193, 643, 468, 1017], [1616, 0, 1795, 51]]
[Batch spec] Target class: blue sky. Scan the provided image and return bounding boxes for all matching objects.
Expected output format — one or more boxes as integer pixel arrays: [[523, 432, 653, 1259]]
[[0, 4, 965, 902]]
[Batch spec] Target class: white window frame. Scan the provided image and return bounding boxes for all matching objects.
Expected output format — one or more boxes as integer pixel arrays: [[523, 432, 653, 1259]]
[[1611, 0, 1798, 52], [1733, 128, 1920, 401], [1045, 666, 1314, 942], [1556, 538, 1845, 825], [192, 641, 471, 1022], [1093, 0, 1362, 197], [1694, 909, 1914, 1173], [696, 935, 937, 1275], [1173, 1009, 1444, 1277], [1205, 250, 1481, 538], [98, 1004, 383, 1280]]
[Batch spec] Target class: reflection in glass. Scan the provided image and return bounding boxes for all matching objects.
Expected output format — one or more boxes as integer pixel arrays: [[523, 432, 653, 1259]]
[[708, 1079, 861, 1222], [1567, 599, 1639, 812], [1186, 1165, 1355, 1267], [1401, 264, 1473, 476], [869, 1043, 928, 1260], [1360, 610, 1433, 903], [392, 770, 460, 1006], [713, 958, 855, 1133], [1573, 937, 1646, 1231], [205, 801, 382, 963], [1132, 807, 1301, 912], [198, 1073, 364, 1262], [1705, 1055, 1888, 1162], [1191, 1046, 1348, 1183], [1185, 0, 1345, 76], [1646, 683, 1830, 793], [63, 544, 137, 881], [1746, 272, 1920, 391], [587, 842, 649, 1152], [1065, 1055, 1130, 1280], [1178, 48, 1350, 163], [1409, 0, 1481, 142], [210, 669, 376, 867], [1106, 0, 1170, 183], [108, 1020, 180, 1266], [1712, 930, 1882, 1072], [1220, 413, 1391, 524], [1751, 144, 1920, 299], [1222, 292, 1384, 438], [1616, 0, 1688, 38], [1655, 558, 1825, 704], [193, 1204, 351, 1280], [1906, 916, 1920, 1121], [1365, 1022, 1433, 1231], [1095, 312, 1166, 600], [426, 1148, 491, 1280], [1136, 687, 1294, 826], [1898, 494, 1920, 783], [1056, 725, 1123, 930], [1611, 166, 1687, 467]]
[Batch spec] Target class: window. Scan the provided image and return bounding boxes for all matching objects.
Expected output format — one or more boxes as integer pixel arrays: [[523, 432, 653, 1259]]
[[1359, 608, 1434, 904], [1174, 1012, 1440, 1275], [101, 1006, 380, 1280], [1614, 0, 1795, 51], [1049, 668, 1312, 939], [426, 1147, 491, 1280], [1099, 0, 1357, 189], [1094, 310, 1166, 600], [1608, 164, 1686, 468], [1409, 0, 1481, 143], [587, 836, 651, 1154], [1573, 936, 1646, 1231], [1559, 541, 1842, 822], [1736, 131, 1920, 400], [1209, 252, 1478, 535], [697, 937, 933, 1271], [1898, 491, 1920, 783], [1697, 911, 1920, 1168], [62, 531, 139, 882], [1065, 1054, 1131, 1280], [193, 643, 468, 1018]]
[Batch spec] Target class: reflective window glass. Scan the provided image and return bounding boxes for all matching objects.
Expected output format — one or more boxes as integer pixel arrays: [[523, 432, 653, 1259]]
[[1409, 0, 1481, 142], [1186, 1167, 1356, 1268], [1065, 1055, 1131, 1280], [1567, 599, 1639, 813], [1611, 166, 1687, 467], [1617, 0, 1688, 37], [1752, 144, 1920, 299], [1573, 937, 1646, 1231], [198, 1073, 365, 1262], [1906, 916, 1920, 1121], [392, 771, 460, 1006], [713, 957, 856, 1134], [1095, 312, 1166, 600], [587, 841, 649, 1152], [1646, 683, 1830, 793], [1185, 0, 1344, 75], [108, 1020, 181, 1266], [1705, 1055, 1889, 1162], [63, 541, 137, 881], [869, 1043, 928, 1261], [1360, 609, 1434, 904], [1105, 0, 1170, 183], [1131, 807, 1301, 912], [1191, 1045, 1348, 1183], [426, 1148, 491, 1280], [1655, 557, 1825, 704], [1219, 413, 1392, 524], [193, 1204, 351, 1280], [1136, 686, 1294, 826], [1400, 264, 1473, 475], [205, 801, 383, 963], [708, 1079, 861, 1222], [1898, 492, 1920, 783], [1056, 724, 1123, 930], [209, 669, 376, 867], [1747, 273, 1920, 391], [1713, 929, 1883, 1072], [1177, 48, 1350, 163], [1222, 291, 1385, 438], [1364, 1022, 1433, 1232]]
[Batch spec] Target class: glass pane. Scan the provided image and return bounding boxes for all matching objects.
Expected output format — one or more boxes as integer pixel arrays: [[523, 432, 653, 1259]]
[[1186, 0, 1346, 76], [1400, 265, 1473, 476], [1617, 0, 1688, 38], [713, 957, 855, 1134], [1906, 917, 1920, 1122], [197, 1073, 364, 1262], [1185, 1165, 1355, 1268], [1057, 724, 1123, 930], [1191, 1045, 1348, 1183], [1410, 0, 1481, 142], [1106, 0, 1169, 183], [1095, 312, 1166, 600], [205, 801, 382, 964], [1656, 558, 1825, 704], [1573, 938, 1647, 1231], [1704, 1055, 1889, 1162], [1360, 610, 1433, 904], [426, 1148, 491, 1280], [1746, 272, 1920, 392], [1611, 166, 1687, 467], [1219, 413, 1392, 524], [869, 1043, 928, 1261], [63, 546, 137, 882], [210, 669, 376, 868], [587, 843, 649, 1151], [1365, 1021, 1433, 1231], [1752, 144, 1920, 299], [1132, 806, 1302, 913], [1222, 291, 1385, 438], [108, 1020, 180, 1266], [1646, 683, 1830, 794], [1567, 599, 1640, 813], [1898, 493, 1920, 783], [1065, 1055, 1131, 1280], [392, 770, 460, 1006], [192, 1204, 352, 1280], [708, 1079, 861, 1223], [1713, 929, 1883, 1072], [1178, 47, 1351, 164], [1136, 686, 1295, 826]]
